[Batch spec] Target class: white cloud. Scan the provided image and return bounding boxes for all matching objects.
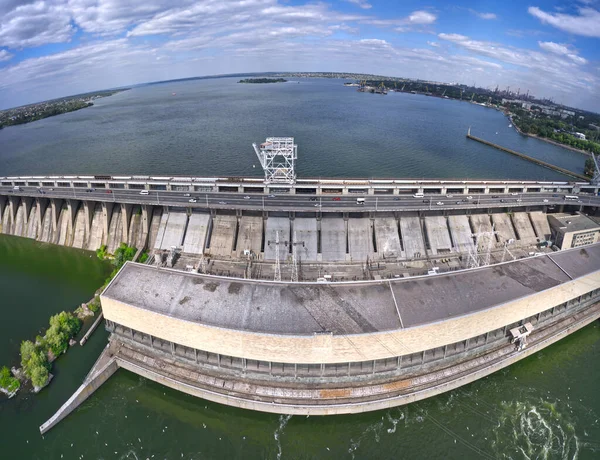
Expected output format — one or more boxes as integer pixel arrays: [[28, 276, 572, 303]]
[[0, 49, 13, 62], [528, 6, 600, 37], [469, 9, 497, 20], [0, 1, 74, 48], [427, 41, 439, 47], [538, 41, 588, 64], [406, 10, 437, 25], [344, 0, 371, 10]]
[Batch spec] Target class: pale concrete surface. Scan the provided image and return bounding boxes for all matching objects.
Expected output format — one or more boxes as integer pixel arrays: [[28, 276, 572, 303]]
[[106, 207, 124, 253], [87, 204, 104, 250], [147, 208, 162, 250], [530, 211, 551, 241], [448, 215, 474, 253], [399, 216, 426, 259], [264, 217, 290, 261], [207, 215, 236, 257], [153, 211, 169, 250], [56, 206, 71, 246], [1, 206, 11, 234], [236, 216, 263, 257], [158, 210, 188, 250], [127, 207, 143, 249], [470, 214, 494, 250], [26, 208, 39, 239], [293, 218, 318, 262], [181, 212, 210, 254], [512, 212, 537, 243], [71, 207, 87, 248], [424, 216, 452, 255], [374, 217, 402, 259], [39, 207, 53, 243], [13, 203, 25, 237], [320, 217, 346, 262], [491, 213, 517, 243], [347, 218, 373, 262]]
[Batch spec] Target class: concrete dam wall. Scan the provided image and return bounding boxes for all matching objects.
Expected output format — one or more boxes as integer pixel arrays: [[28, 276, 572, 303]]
[[0, 197, 161, 254], [0, 195, 560, 262]]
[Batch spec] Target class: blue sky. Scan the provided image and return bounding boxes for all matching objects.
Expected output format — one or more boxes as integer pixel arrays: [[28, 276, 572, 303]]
[[0, 1, 598, 111]]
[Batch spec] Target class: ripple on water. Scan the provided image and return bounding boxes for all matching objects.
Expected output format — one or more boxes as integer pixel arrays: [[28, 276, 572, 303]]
[[492, 399, 579, 460]]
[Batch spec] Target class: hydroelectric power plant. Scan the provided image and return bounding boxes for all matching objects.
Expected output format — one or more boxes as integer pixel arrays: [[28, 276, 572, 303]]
[[1, 139, 599, 434]]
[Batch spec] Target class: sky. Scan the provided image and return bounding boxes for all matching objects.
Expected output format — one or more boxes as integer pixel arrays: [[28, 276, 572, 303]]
[[0, 0, 598, 111]]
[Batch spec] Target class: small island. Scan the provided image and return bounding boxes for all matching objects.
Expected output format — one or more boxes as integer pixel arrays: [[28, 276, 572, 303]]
[[238, 78, 287, 84]]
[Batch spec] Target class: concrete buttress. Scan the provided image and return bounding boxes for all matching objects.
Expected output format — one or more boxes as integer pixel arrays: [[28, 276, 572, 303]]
[[101, 202, 114, 246], [35, 198, 48, 238], [21, 197, 33, 228], [121, 203, 132, 245], [50, 199, 63, 233], [8, 196, 18, 232], [83, 201, 94, 239]]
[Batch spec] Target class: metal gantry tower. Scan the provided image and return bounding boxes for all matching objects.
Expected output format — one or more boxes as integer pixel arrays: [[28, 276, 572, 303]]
[[591, 153, 600, 186], [252, 137, 298, 184]]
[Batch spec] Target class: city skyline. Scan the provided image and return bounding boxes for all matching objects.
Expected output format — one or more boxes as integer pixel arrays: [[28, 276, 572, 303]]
[[0, 0, 598, 111]]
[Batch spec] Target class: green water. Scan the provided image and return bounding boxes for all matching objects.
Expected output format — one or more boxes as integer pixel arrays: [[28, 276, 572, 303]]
[[1, 234, 600, 459]]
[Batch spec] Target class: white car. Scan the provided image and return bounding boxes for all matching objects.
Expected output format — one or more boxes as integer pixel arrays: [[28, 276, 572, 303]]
[[139, 190, 149, 195], [436, 201, 444, 205], [188, 198, 197, 203], [511, 192, 519, 196], [543, 199, 549, 203], [268, 194, 276, 198], [466, 196, 473, 200], [445, 194, 453, 198], [183, 193, 191, 197], [244, 196, 250, 199], [218, 201, 227, 205]]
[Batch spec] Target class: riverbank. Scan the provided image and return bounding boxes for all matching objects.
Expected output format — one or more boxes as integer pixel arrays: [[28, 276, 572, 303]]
[[508, 114, 592, 157]]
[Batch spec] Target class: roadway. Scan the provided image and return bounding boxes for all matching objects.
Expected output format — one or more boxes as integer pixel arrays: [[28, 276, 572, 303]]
[[1, 185, 599, 213]]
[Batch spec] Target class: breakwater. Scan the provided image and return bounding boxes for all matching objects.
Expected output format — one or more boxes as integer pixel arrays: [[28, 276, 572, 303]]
[[466, 130, 588, 181]]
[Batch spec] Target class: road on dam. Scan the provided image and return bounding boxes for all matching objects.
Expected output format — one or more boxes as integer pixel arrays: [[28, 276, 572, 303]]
[[2, 185, 599, 213]]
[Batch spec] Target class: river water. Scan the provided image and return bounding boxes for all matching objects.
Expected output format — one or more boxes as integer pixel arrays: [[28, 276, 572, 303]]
[[1, 78, 599, 459], [0, 77, 589, 180]]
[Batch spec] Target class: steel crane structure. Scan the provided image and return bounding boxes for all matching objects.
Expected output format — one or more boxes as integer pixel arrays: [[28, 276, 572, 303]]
[[252, 137, 298, 184]]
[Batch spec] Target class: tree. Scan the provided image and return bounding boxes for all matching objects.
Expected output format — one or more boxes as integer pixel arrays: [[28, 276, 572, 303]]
[[20, 340, 36, 368], [30, 365, 49, 388]]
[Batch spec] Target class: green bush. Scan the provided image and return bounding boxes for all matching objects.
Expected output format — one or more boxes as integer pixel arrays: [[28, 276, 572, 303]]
[[88, 296, 101, 313], [30, 365, 49, 389], [0, 366, 20, 393], [96, 244, 108, 260], [139, 252, 149, 263]]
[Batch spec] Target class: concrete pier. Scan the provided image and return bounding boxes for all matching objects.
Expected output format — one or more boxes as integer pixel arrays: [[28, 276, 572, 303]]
[[399, 216, 426, 259], [491, 213, 517, 243], [512, 212, 537, 243], [207, 215, 236, 257], [236, 216, 263, 257], [320, 217, 346, 262], [347, 218, 373, 262], [264, 217, 290, 261], [293, 218, 319, 262], [424, 216, 452, 255], [466, 132, 588, 181], [374, 217, 402, 259], [530, 211, 552, 240], [448, 215, 474, 253]]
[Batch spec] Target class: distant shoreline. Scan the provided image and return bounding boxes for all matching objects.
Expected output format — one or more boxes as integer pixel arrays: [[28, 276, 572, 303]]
[[0, 89, 129, 129], [508, 114, 591, 157]]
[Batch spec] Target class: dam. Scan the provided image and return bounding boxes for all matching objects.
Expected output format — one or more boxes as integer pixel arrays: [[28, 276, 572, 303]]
[[1, 169, 600, 433]]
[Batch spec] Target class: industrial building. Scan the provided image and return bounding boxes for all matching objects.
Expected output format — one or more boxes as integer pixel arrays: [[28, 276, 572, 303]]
[[548, 213, 600, 250]]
